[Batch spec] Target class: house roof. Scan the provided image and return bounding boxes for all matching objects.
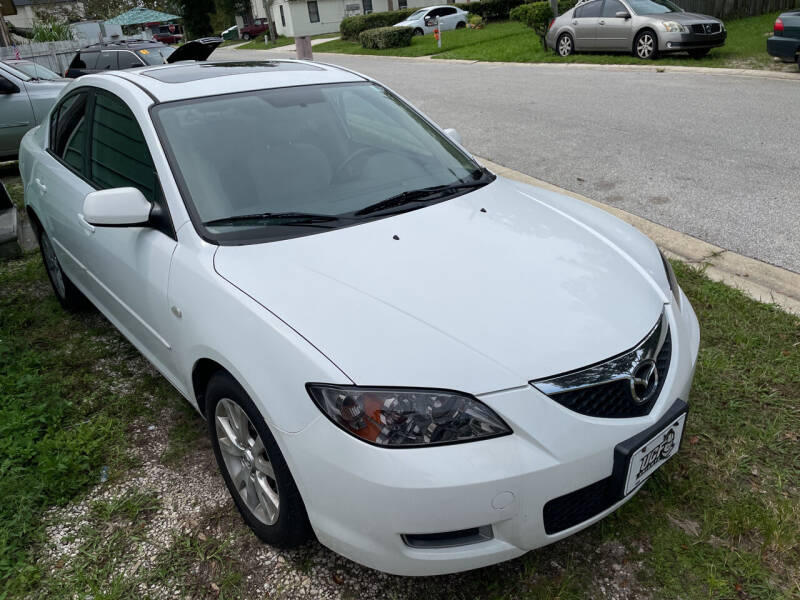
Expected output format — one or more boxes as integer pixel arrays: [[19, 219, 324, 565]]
[[1, 0, 17, 15], [105, 7, 181, 26], [10, 0, 79, 6]]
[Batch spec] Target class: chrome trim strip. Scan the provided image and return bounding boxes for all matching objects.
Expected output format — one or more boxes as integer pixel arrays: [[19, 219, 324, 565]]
[[531, 310, 669, 397]]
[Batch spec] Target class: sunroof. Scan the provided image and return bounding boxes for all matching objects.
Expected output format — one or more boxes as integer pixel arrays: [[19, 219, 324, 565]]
[[142, 61, 323, 83]]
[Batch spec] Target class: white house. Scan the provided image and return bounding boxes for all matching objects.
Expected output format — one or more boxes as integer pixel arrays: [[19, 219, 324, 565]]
[[5, 0, 84, 31], [247, 0, 445, 38]]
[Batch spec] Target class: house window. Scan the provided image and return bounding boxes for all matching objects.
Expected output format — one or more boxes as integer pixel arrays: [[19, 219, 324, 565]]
[[307, 0, 320, 22], [362, 0, 373, 13], [398, 0, 407, 7], [279, 5, 286, 26]]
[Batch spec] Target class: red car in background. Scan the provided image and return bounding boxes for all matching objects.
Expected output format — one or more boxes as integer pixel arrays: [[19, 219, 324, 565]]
[[240, 18, 269, 40], [149, 23, 184, 45]]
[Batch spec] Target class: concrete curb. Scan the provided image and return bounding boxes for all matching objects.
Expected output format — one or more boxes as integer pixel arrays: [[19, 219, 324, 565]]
[[303, 50, 799, 81], [478, 156, 800, 317]]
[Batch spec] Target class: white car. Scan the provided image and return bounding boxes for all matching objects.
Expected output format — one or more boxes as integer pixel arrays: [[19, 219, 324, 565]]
[[393, 5, 469, 35], [20, 60, 699, 577]]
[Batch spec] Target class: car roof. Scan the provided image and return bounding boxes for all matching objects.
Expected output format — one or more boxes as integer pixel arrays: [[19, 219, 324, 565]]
[[93, 60, 367, 103], [80, 39, 167, 51]]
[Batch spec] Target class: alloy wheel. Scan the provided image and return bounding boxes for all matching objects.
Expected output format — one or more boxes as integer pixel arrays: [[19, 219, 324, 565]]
[[41, 232, 66, 299], [215, 397, 280, 525], [558, 35, 573, 57], [637, 33, 655, 59]]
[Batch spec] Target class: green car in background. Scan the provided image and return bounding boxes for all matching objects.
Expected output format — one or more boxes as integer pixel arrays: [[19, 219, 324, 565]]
[[767, 9, 800, 70]]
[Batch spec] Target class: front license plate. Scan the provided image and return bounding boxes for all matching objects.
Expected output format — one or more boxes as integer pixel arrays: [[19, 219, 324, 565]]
[[624, 413, 686, 496]]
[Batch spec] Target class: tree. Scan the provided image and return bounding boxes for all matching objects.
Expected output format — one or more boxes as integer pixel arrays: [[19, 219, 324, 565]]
[[179, 0, 214, 38]]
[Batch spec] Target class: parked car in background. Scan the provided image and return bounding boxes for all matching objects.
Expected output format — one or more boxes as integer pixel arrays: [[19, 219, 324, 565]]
[[767, 9, 800, 70], [547, 0, 726, 59], [64, 38, 222, 78], [221, 25, 239, 40], [393, 6, 468, 35], [20, 59, 699, 576], [240, 18, 269, 40], [153, 31, 184, 44], [0, 60, 68, 160]]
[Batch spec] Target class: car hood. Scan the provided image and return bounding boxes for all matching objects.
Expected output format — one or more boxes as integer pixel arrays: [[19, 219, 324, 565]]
[[213, 178, 666, 394], [167, 37, 223, 63]]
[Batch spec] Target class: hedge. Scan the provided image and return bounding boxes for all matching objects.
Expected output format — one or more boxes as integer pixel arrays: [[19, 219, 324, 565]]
[[454, 0, 528, 21], [510, 0, 577, 39], [340, 8, 417, 40], [359, 26, 414, 49]]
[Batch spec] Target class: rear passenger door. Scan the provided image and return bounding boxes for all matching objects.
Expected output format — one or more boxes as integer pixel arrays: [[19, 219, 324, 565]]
[[118, 50, 145, 70], [571, 0, 603, 49], [438, 7, 459, 30]]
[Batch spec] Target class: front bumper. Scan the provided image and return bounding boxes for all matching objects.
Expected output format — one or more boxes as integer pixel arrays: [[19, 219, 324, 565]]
[[659, 30, 727, 52], [278, 296, 700, 576]]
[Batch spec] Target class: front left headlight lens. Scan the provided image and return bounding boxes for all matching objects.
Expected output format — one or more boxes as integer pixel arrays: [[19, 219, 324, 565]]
[[306, 384, 511, 447], [660, 20, 688, 32], [660, 250, 682, 311]]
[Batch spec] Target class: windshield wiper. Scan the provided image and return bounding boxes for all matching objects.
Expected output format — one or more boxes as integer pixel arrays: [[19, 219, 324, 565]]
[[354, 177, 492, 217], [204, 212, 342, 228]]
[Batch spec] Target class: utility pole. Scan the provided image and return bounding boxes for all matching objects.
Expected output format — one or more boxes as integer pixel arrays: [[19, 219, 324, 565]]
[[261, 0, 275, 43]]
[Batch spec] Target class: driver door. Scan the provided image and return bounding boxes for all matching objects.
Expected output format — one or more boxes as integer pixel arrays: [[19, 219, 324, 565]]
[[571, 0, 603, 50], [0, 71, 33, 158], [77, 89, 178, 375], [597, 0, 634, 50], [422, 8, 442, 34]]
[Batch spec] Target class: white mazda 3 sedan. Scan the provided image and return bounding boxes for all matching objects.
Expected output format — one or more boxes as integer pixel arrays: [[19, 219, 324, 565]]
[[19, 60, 700, 576]]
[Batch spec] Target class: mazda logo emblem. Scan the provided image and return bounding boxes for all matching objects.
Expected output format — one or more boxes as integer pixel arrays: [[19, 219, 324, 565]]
[[630, 360, 658, 404]]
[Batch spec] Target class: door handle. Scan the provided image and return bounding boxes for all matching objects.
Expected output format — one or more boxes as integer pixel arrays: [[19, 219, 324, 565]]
[[78, 214, 95, 235], [599, 19, 606, 24], [34, 178, 47, 194]]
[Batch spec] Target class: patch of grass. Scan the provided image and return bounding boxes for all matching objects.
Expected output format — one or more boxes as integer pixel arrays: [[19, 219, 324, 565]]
[[0, 252, 179, 594], [1, 162, 23, 210], [91, 490, 161, 523], [317, 13, 792, 71], [161, 399, 207, 465]]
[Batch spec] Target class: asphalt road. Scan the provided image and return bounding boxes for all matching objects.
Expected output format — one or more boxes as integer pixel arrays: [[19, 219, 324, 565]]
[[217, 47, 800, 273]]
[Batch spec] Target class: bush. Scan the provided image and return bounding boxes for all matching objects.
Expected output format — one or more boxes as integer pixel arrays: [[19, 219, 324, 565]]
[[31, 19, 73, 42], [340, 8, 417, 40], [454, 0, 527, 21], [510, 0, 577, 39], [359, 26, 414, 49]]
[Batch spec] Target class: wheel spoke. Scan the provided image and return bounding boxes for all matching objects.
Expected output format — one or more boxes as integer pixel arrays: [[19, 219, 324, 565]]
[[231, 463, 248, 491], [255, 475, 279, 523], [254, 454, 275, 479], [219, 436, 244, 458]]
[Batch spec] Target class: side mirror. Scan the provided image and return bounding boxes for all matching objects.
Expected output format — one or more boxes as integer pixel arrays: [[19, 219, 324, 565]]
[[616, 11, 631, 19], [443, 127, 462, 146], [0, 77, 20, 94], [82, 187, 152, 226]]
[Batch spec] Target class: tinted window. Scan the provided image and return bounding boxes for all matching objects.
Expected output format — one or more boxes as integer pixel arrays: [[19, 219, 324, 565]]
[[627, 0, 681, 14], [441, 7, 457, 15], [307, 1, 320, 22], [118, 51, 144, 69], [50, 93, 88, 173], [575, 0, 603, 17], [602, 0, 628, 16], [95, 51, 118, 71], [362, 0, 373, 13], [72, 51, 98, 70], [90, 91, 156, 202], [139, 46, 175, 65], [7, 61, 61, 80]]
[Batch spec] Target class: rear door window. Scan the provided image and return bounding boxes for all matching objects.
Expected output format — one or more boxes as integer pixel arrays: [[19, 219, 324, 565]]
[[72, 51, 99, 70], [118, 51, 143, 69], [50, 92, 89, 174], [575, 0, 603, 17], [94, 51, 118, 71]]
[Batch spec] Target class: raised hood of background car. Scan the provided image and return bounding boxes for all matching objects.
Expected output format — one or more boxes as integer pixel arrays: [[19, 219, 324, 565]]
[[214, 178, 665, 395]]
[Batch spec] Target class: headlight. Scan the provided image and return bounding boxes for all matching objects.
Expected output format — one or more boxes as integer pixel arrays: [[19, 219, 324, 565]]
[[306, 384, 511, 447], [660, 250, 682, 311], [660, 21, 688, 32]]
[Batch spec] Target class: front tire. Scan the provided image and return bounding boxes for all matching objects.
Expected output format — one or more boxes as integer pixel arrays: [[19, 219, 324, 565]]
[[557, 33, 574, 57], [634, 30, 658, 60], [242, 32, 251, 40], [206, 372, 310, 548], [38, 228, 87, 312]]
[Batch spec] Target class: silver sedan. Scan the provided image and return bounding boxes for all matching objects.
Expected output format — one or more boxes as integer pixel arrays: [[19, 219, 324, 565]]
[[0, 60, 69, 161], [546, 0, 727, 59]]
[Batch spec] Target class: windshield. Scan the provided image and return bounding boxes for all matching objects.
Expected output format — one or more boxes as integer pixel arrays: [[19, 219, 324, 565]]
[[153, 82, 488, 244], [6, 61, 61, 80], [627, 0, 683, 14], [138, 46, 176, 65]]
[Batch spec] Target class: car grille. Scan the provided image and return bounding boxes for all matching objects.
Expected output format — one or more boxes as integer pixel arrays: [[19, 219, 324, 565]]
[[691, 23, 721, 34], [531, 311, 672, 419], [543, 475, 616, 535]]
